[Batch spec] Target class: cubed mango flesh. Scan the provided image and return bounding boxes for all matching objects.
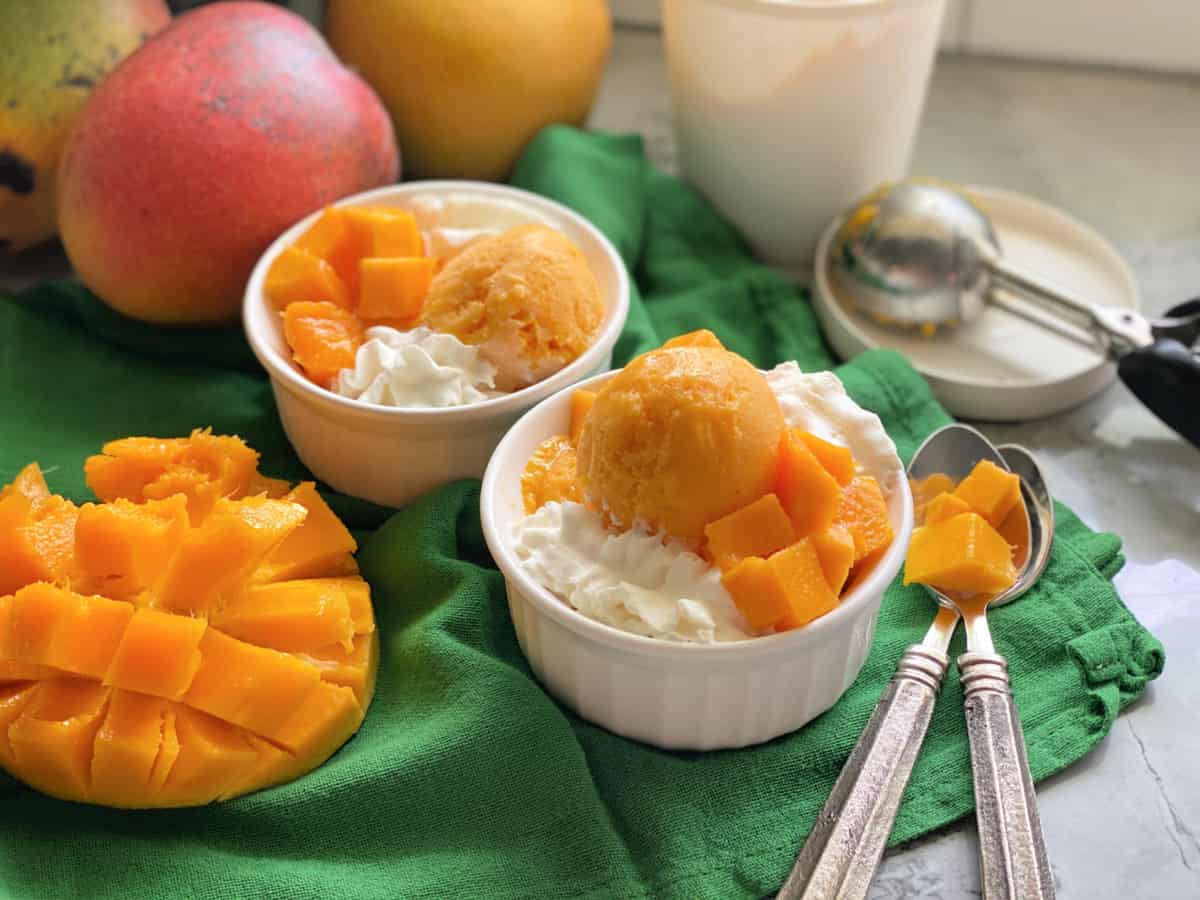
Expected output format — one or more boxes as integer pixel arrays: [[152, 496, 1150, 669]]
[[357, 256, 435, 323], [810, 524, 856, 595], [904, 512, 1017, 595], [702, 493, 795, 571], [921, 492, 972, 526], [722, 539, 840, 632], [910, 472, 955, 509], [283, 300, 364, 388], [797, 432, 856, 486], [569, 390, 597, 445], [521, 436, 583, 514], [74, 495, 190, 599], [953, 460, 1022, 528], [265, 246, 352, 310], [344, 207, 424, 259], [293, 207, 361, 292], [832, 475, 894, 564], [255, 483, 357, 583], [775, 429, 841, 538], [0, 437, 378, 808]]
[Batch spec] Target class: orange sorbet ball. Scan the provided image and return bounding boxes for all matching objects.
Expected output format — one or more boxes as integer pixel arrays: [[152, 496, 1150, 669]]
[[576, 346, 786, 542]]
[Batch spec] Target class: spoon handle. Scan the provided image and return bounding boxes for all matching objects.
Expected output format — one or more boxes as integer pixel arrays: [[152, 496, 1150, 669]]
[[778, 644, 949, 900], [959, 651, 1056, 899]]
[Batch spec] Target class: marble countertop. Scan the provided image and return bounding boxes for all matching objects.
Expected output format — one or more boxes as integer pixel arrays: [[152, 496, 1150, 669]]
[[593, 29, 1200, 899], [1, 26, 1196, 899]]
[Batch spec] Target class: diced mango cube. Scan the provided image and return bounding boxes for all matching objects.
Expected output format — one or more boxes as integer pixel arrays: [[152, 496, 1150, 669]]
[[357, 256, 435, 323], [90, 690, 170, 807], [84, 437, 188, 502], [953, 460, 1021, 527], [0, 683, 38, 767], [904, 512, 1018, 595], [297, 631, 379, 705], [833, 475, 894, 564], [797, 432, 856, 486], [910, 472, 955, 509], [0, 493, 78, 596], [159, 706, 259, 807], [722, 539, 840, 631], [300, 576, 374, 635], [74, 495, 190, 599], [7, 679, 110, 801], [521, 436, 583, 514], [255, 483, 356, 583], [293, 207, 360, 291], [775, 429, 841, 538], [265, 246, 352, 310], [570, 390, 597, 445], [344, 207, 424, 258], [156, 496, 307, 615], [3, 582, 77, 666], [217, 579, 355, 653], [921, 492, 972, 526], [662, 329, 725, 350], [810, 525, 856, 595], [283, 300, 364, 388], [46, 591, 135, 679], [104, 608, 206, 700], [148, 708, 180, 794], [183, 629, 322, 740], [703, 493, 795, 571]]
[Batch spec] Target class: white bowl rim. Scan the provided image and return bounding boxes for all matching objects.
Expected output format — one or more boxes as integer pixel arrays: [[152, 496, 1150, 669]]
[[242, 181, 631, 426], [480, 367, 915, 663]]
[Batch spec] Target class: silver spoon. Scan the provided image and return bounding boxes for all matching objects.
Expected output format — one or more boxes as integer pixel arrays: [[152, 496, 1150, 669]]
[[780, 424, 1047, 900], [830, 180, 1200, 447]]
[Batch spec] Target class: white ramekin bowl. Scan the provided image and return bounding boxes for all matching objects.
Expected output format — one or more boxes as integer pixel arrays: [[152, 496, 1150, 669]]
[[481, 369, 914, 751], [244, 181, 630, 508]]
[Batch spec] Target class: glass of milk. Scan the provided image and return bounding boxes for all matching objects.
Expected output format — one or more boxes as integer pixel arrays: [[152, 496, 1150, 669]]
[[663, 0, 946, 269]]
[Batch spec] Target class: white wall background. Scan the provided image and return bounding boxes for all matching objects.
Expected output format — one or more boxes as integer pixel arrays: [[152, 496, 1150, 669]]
[[610, 0, 1200, 74]]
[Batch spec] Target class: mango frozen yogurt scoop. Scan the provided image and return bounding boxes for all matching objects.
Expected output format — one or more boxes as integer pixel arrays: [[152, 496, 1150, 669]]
[[422, 224, 604, 391], [576, 343, 786, 542]]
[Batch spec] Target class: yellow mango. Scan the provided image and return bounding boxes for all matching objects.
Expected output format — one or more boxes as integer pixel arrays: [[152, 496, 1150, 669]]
[[810, 525, 856, 595], [3, 582, 76, 666], [721, 538, 840, 631], [833, 475, 894, 565], [904, 512, 1017, 595], [156, 496, 307, 615], [0, 463, 51, 504], [255, 483, 356, 583], [357, 256, 435, 323], [953, 460, 1021, 528], [265, 246, 352, 310], [0, 683, 38, 768], [90, 690, 170, 807], [797, 432, 856, 487], [158, 706, 259, 807], [183, 629, 322, 740], [217, 580, 356, 653], [0, 492, 78, 595], [103, 608, 206, 700], [775, 429, 842, 538], [520, 436, 582, 514], [344, 207, 424, 258], [910, 472, 955, 509], [46, 591, 135, 679], [297, 631, 379, 705], [7, 679, 110, 801], [148, 708, 180, 794], [703, 493, 795, 571], [921, 492, 972, 526], [73, 495, 189, 599]]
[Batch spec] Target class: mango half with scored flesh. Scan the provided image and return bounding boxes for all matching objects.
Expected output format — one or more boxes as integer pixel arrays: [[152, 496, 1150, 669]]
[[0, 432, 377, 808]]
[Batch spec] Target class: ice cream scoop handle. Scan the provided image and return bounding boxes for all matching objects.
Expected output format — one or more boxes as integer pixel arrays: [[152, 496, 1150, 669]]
[[960, 651, 1056, 900], [778, 645, 949, 900]]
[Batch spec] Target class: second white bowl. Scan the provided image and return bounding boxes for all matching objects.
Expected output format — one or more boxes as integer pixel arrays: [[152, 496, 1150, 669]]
[[481, 369, 914, 751], [243, 181, 630, 508]]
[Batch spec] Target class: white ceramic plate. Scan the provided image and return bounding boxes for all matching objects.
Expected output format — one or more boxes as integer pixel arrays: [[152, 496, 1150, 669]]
[[812, 185, 1141, 421]]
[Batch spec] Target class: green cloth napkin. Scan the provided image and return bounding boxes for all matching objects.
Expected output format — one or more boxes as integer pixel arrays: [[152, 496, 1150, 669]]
[[0, 127, 1163, 900]]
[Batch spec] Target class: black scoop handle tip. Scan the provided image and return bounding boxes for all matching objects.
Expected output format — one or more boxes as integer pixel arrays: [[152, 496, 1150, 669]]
[[1118, 338, 1200, 448]]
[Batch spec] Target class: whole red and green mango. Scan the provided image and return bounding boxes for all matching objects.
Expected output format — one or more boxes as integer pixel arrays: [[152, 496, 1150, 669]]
[[0, 0, 170, 253], [325, 0, 611, 181], [57, 1, 399, 325]]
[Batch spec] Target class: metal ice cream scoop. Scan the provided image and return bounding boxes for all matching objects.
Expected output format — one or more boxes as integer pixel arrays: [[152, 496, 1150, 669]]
[[832, 180, 1200, 447]]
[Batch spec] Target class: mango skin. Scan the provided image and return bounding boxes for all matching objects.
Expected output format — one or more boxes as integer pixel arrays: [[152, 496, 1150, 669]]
[[57, 2, 400, 325], [0, 0, 170, 253], [325, 0, 611, 181]]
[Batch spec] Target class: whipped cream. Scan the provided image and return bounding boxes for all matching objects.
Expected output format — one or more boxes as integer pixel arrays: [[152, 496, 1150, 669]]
[[513, 500, 755, 643], [765, 362, 902, 496], [408, 193, 556, 261], [334, 326, 497, 408], [512, 363, 902, 644]]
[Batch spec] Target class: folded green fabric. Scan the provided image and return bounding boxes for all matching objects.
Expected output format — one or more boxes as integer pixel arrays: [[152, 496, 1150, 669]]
[[0, 127, 1163, 900]]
